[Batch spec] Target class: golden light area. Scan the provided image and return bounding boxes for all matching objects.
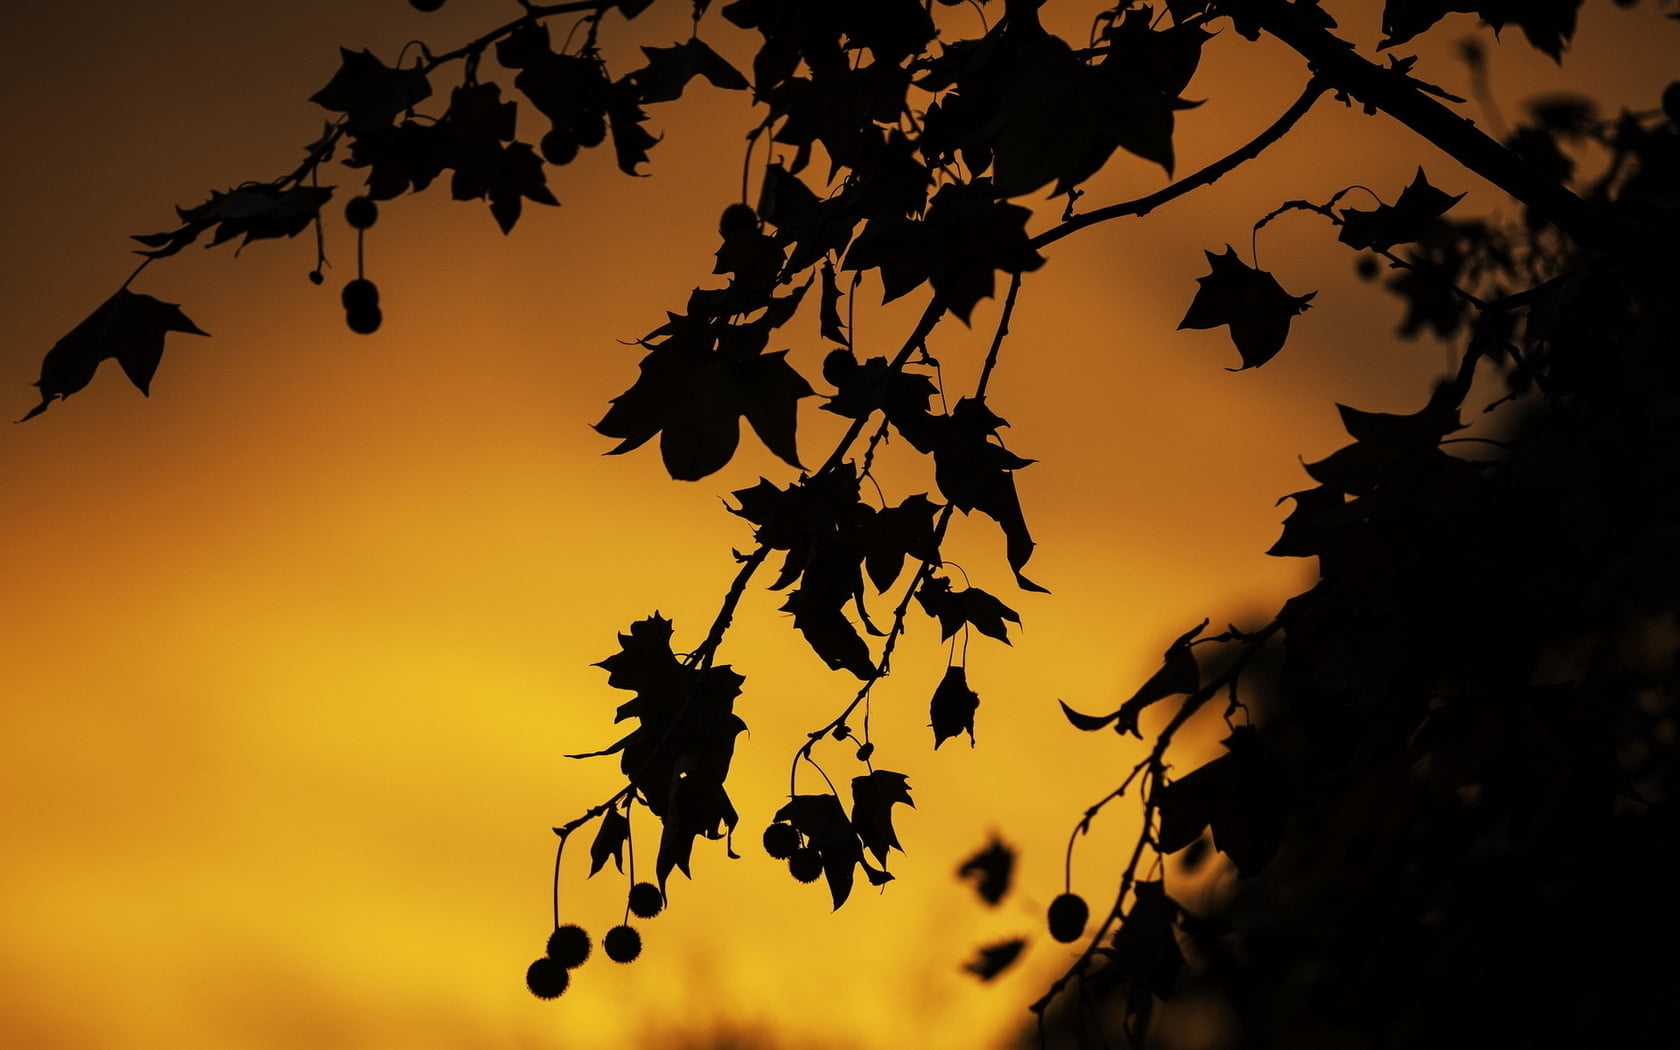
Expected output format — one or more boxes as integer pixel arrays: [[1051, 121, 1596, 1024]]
[[0, 2, 1670, 1047]]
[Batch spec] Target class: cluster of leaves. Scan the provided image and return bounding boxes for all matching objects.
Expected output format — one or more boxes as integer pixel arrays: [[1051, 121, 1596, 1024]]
[[1017, 6, 1680, 1045], [22, 0, 1680, 1047]]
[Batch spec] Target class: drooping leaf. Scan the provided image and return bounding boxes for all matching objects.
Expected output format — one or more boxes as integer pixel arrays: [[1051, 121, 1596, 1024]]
[[774, 793, 865, 909], [588, 806, 630, 875], [957, 837, 1015, 905], [930, 397, 1045, 592], [963, 938, 1027, 981], [819, 262, 849, 346], [1113, 619, 1207, 737], [1179, 246, 1315, 370], [849, 770, 914, 865], [23, 290, 209, 421], [931, 664, 981, 749], [780, 586, 876, 679], [607, 76, 660, 175], [629, 38, 749, 103], [309, 47, 431, 131]]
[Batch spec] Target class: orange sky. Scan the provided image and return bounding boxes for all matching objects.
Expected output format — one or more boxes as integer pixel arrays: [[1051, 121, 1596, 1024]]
[[1, 3, 1673, 1048]]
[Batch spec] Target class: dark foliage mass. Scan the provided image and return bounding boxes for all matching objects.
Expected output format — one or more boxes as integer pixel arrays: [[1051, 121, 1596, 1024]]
[[20, 0, 1680, 1046]]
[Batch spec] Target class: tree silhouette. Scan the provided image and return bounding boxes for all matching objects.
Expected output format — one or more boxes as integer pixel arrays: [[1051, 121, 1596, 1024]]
[[17, 1, 1680, 1047]]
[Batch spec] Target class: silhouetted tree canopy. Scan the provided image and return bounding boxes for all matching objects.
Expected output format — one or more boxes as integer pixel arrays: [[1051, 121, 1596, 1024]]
[[20, 1, 1680, 1047]]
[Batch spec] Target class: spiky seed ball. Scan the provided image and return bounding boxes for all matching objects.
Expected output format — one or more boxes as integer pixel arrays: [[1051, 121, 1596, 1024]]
[[628, 881, 664, 919], [526, 956, 569, 999], [1354, 255, 1379, 281], [344, 196, 379, 230], [788, 846, 823, 884], [603, 924, 642, 964], [1048, 893, 1090, 944], [546, 923, 591, 968], [763, 822, 799, 860]]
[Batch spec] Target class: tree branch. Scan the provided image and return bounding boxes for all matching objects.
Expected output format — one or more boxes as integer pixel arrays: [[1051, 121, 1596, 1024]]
[[1031, 76, 1329, 252], [1230, 0, 1633, 253]]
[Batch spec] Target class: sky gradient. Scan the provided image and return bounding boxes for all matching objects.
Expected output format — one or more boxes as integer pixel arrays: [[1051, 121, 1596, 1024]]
[[1, 2, 1673, 1047]]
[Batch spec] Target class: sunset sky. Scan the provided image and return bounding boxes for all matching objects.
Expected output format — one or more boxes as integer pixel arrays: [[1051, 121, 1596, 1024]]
[[1, 2, 1673, 1048]]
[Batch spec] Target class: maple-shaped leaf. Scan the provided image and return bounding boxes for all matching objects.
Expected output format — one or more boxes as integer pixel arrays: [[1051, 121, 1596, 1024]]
[[343, 119, 449, 199], [309, 47, 431, 131], [916, 576, 1021, 643], [607, 76, 660, 175], [922, 180, 1045, 324], [957, 837, 1015, 905], [1178, 246, 1315, 370], [850, 770, 914, 865], [629, 39, 749, 103], [23, 290, 209, 422], [1338, 168, 1466, 252], [594, 342, 815, 481], [931, 664, 981, 749], [964, 938, 1027, 981], [774, 793, 866, 910], [588, 806, 630, 876]]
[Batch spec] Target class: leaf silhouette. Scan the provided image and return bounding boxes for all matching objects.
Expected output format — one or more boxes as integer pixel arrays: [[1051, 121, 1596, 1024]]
[[1379, 0, 1584, 61], [607, 76, 660, 175], [133, 184, 335, 259], [594, 341, 815, 481], [569, 615, 746, 891], [588, 806, 630, 876], [629, 39, 749, 103], [1059, 620, 1207, 738], [23, 290, 209, 422], [309, 47, 431, 131], [1155, 727, 1288, 878], [849, 770, 914, 865], [931, 664, 981, 749], [964, 938, 1027, 981], [774, 793, 867, 909], [1178, 246, 1315, 370], [915, 576, 1021, 643], [956, 837, 1015, 905], [1338, 168, 1465, 252], [930, 397, 1046, 592]]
